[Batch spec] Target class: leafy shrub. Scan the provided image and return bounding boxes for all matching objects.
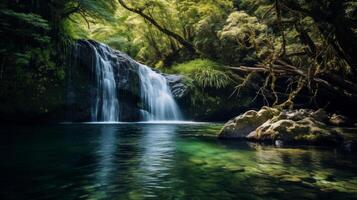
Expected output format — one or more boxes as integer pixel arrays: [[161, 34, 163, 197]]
[[167, 59, 235, 89]]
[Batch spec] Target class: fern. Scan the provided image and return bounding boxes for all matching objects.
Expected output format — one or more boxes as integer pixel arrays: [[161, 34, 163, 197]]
[[168, 59, 234, 89], [77, 0, 118, 22], [192, 68, 232, 88]]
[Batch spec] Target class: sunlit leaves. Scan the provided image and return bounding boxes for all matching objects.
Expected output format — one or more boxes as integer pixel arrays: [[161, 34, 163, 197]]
[[168, 59, 234, 89], [219, 11, 267, 47], [75, 0, 117, 22]]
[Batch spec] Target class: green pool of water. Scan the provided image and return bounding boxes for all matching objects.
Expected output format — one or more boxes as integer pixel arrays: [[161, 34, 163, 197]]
[[0, 123, 356, 200]]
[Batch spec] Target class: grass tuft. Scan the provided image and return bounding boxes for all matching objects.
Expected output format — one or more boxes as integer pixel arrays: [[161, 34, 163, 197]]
[[167, 59, 234, 89]]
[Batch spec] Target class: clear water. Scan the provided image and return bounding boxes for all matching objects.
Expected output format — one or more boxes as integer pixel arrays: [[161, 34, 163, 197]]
[[0, 124, 356, 200]]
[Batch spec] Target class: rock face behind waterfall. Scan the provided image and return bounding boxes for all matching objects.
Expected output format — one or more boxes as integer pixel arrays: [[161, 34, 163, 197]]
[[68, 40, 184, 121]]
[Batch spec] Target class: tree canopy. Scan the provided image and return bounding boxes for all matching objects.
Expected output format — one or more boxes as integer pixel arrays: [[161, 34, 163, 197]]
[[0, 0, 356, 119]]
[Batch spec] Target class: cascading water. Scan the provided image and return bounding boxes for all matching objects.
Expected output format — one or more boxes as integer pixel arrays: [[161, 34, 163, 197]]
[[78, 40, 182, 122], [138, 64, 182, 121], [90, 43, 120, 122]]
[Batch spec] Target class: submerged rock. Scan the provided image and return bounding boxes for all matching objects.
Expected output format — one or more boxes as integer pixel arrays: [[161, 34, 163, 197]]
[[219, 107, 344, 146], [281, 176, 302, 183], [223, 165, 245, 173]]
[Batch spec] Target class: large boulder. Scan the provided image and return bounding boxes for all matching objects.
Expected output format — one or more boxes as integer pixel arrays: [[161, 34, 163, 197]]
[[247, 117, 343, 145], [219, 107, 280, 138], [219, 107, 344, 146]]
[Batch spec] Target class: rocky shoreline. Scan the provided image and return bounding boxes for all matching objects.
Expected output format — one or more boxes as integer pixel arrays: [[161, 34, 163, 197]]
[[219, 107, 357, 152]]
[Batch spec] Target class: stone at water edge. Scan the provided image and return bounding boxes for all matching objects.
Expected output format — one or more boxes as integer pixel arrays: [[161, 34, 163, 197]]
[[247, 117, 344, 145], [329, 114, 349, 126], [218, 107, 280, 139], [311, 109, 329, 122], [219, 107, 345, 146]]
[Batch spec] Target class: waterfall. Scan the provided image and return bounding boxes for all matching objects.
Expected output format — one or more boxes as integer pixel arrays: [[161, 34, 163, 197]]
[[77, 40, 182, 122], [138, 64, 182, 121], [91, 43, 120, 122]]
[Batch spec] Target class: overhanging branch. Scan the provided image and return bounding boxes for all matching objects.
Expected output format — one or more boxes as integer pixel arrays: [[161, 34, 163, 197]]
[[117, 0, 196, 53]]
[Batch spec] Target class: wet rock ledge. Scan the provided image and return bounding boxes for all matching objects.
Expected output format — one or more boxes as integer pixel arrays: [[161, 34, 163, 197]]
[[219, 107, 355, 148]]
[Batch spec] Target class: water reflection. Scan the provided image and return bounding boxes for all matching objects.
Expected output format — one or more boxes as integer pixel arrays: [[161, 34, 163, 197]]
[[0, 124, 356, 200], [137, 125, 177, 198], [90, 125, 118, 199]]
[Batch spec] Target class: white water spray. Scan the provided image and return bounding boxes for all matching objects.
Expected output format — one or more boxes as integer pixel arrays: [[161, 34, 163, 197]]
[[138, 64, 182, 121], [90, 43, 120, 122], [87, 41, 182, 122]]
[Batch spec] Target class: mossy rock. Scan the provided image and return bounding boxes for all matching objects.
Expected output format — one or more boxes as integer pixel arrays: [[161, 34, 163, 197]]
[[219, 107, 280, 138], [248, 117, 343, 145], [219, 107, 344, 146]]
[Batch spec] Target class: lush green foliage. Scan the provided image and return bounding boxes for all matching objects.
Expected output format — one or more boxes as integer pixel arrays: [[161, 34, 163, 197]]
[[67, 0, 236, 65], [0, 0, 117, 118], [0, 6, 60, 114], [226, 0, 357, 109], [0, 0, 356, 120], [167, 59, 234, 89]]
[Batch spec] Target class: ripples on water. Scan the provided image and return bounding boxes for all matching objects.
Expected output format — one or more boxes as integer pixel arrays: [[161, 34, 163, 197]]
[[0, 123, 356, 200]]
